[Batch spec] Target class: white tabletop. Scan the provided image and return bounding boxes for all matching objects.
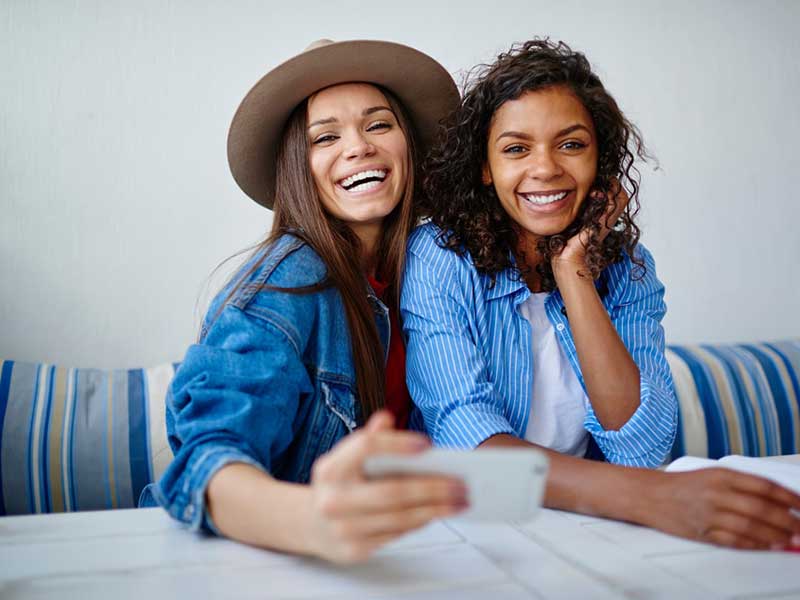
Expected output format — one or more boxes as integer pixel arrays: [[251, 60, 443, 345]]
[[2, 458, 799, 599]]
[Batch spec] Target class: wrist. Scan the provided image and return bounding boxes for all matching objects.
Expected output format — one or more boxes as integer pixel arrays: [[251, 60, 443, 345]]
[[552, 257, 587, 280], [579, 464, 660, 525], [619, 468, 665, 528], [297, 485, 323, 557]]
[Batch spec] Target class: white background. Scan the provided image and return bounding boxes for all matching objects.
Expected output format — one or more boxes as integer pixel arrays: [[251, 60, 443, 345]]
[[2, 0, 798, 368]]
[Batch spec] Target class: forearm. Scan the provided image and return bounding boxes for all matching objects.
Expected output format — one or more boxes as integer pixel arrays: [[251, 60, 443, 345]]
[[205, 462, 315, 555], [554, 267, 640, 429], [479, 433, 657, 524]]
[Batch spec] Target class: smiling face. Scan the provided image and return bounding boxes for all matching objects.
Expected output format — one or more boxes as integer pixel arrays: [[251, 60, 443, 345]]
[[306, 83, 408, 241], [483, 85, 598, 246]]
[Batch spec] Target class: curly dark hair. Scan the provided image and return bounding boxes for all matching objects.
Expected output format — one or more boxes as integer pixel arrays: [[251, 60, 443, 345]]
[[423, 39, 649, 291]]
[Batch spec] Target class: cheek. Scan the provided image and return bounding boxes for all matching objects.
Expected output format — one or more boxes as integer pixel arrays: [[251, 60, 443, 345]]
[[391, 138, 408, 176], [308, 152, 332, 191], [492, 163, 522, 195]]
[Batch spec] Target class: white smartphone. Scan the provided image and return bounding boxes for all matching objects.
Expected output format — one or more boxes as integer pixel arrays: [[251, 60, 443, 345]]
[[363, 448, 549, 522]]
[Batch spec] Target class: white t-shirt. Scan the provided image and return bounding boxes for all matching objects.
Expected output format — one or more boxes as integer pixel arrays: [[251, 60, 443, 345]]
[[518, 292, 590, 457]]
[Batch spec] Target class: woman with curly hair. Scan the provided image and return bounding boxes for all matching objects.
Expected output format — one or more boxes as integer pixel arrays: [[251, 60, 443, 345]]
[[402, 39, 800, 550]]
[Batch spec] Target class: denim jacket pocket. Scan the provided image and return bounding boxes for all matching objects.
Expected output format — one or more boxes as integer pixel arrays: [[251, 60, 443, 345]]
[[291, 374, 360, 483], [318, 374, 360, 432]]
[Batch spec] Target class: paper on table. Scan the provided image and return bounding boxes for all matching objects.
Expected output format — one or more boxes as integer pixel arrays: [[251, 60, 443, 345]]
[[666, 455, 800, 494]]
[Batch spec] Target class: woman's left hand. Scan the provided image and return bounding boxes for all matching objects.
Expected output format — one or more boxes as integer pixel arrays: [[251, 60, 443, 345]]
[[552, 181, 629, 274]]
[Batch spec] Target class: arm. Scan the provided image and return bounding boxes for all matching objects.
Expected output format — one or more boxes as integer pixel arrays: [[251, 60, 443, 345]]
[[556, 245, 678, 467], [160, 305, 466, 562], [553, 262, 640, 430], [482, 433, 800, 551], [401, 231, 516, 449], [206, 412, 467, 563]]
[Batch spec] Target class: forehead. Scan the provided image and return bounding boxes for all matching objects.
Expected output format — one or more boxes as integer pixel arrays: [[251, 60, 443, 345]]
[[307, 82, 389, 119], [490, 85, 593, 134]]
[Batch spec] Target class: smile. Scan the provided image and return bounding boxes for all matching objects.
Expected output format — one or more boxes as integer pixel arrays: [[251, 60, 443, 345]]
[[520, 190, 569, 206], [338, 169, 388, 193]]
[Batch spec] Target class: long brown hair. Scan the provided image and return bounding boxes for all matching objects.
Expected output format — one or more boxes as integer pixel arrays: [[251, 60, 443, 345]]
[[220, 85, 418, 421]]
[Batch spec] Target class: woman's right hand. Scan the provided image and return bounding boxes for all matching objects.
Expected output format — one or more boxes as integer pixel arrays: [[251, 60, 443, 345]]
[[647, 468, 800, 550], [305, 411, 468, 564]]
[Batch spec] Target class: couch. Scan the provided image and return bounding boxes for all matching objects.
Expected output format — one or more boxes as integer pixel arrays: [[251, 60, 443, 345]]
[[1, 340, 798, 516]]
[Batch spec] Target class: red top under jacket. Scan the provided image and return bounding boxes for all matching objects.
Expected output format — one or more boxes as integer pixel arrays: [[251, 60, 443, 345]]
[[368, 276, 411, 429]]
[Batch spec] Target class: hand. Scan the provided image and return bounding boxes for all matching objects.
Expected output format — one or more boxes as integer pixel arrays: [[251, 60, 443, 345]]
[[552, 180, 629, 275], [305, 411, 468, 564], [648, 468, 800, 550]]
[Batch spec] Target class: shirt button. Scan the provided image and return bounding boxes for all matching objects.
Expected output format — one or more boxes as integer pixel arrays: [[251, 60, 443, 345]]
[[183, 505, 195, 520], [556, 323, 565, 332]]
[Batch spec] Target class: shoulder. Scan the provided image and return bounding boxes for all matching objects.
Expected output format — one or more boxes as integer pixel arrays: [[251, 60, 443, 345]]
[[201, 234, 334, 341], [602, 242, 665, 304], [224, 234, 327, 304], [403, 223, 488, 308], [250, 233, 327, 289], [407, 222, 476, 274]]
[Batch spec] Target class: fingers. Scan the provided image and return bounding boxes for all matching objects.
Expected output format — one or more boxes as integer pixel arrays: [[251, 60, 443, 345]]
[[708, 511, 793, 550], [317, 476, 468, 518], [691, 469, 800, 550], [312, 428, 431, 483], [729, 471, 800, 509], [336, 502, 466, 539], [705, 528, 763, 551], [724, 491, 800, 537], [365, 410, 395, 433]]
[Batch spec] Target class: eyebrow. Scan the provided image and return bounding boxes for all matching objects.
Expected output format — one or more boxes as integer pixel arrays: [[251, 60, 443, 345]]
[[495, 124, 592, 143], [308, 105, 394, 130]]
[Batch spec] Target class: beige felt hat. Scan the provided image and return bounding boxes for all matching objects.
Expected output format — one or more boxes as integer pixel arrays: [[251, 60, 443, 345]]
[[227, 39, 459, 209]]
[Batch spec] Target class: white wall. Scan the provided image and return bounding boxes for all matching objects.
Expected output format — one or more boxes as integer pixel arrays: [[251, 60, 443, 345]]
[[2, 0, 798, 368]]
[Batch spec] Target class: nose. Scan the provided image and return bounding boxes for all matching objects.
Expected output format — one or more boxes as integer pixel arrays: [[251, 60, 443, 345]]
[[343, 130, 376, 160], [526, 147, 562, 181]]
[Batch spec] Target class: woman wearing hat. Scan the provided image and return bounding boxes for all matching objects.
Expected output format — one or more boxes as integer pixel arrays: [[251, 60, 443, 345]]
[[141, 40, 467, 563]]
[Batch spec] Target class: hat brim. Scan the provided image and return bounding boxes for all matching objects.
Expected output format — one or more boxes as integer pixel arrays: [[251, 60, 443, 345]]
[[227, 40, 459, 209]]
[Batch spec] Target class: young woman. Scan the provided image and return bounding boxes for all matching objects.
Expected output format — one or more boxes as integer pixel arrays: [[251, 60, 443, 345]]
[[140, 39, 467, 564], [403, 39, 800, 550]]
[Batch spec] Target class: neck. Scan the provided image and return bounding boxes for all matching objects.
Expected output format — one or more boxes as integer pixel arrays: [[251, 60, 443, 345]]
[[515, 232, 545, 292], [351, 221, 382, 278]]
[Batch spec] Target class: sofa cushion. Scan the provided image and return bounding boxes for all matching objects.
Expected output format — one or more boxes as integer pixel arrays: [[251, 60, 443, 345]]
[[2, 340, 798, 515], [0, 360, 174, 515], [667, 341, 800, 460]]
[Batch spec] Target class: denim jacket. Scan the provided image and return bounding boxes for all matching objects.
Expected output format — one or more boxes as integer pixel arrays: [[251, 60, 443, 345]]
[[140, 234, 390, 532]]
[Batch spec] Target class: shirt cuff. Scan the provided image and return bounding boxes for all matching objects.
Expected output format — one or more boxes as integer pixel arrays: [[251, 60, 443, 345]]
[[153, 446, 266, 535], [584, 375, 677, 468], [433, 402, 516, 449]]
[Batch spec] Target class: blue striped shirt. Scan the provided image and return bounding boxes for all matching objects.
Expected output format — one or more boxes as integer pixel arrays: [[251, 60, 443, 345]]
[[401, 223, 677, 468]]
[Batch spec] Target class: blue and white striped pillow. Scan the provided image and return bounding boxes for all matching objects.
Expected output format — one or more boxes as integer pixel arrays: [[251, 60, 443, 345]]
[[667, 340, 800, 460], [0, 360, 174, 515], [1, 340, 798, 515]]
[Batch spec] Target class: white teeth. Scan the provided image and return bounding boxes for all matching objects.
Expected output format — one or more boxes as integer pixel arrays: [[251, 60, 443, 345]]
[[340, 169, 387, 189], [522, 191, 568, 205], [347, 179, 382, 192]]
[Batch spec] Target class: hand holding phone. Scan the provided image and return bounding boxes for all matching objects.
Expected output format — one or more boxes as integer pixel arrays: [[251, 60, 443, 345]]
[[364, 448, 548, 522]]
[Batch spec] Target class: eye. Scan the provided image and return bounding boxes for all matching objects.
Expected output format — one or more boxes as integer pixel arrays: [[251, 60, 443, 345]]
[[560, 140, 588, 151], [502, 144, 528, 154], [367, 121, 391, 133], [312, 133, 338, 145]]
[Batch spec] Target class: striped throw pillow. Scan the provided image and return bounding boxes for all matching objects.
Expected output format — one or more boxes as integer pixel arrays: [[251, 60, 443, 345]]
[[667, 340, 800, 460], [0, 361, 174, 515]]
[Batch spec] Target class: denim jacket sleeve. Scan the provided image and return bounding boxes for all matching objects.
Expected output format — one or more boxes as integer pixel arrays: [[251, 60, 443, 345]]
[[151, 303, 313, 533], [581, 245, 678, 467]]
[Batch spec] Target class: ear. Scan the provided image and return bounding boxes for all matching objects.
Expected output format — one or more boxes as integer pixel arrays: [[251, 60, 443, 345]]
[[481, 163, 493, 186]]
